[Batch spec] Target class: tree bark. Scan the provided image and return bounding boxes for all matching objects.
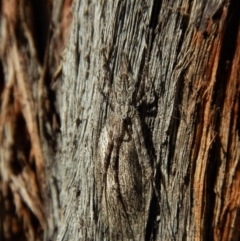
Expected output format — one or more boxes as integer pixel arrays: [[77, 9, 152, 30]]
[[59, 0, 240, 240], [0, 0, 240, 241], [0, 0, 71, 240]]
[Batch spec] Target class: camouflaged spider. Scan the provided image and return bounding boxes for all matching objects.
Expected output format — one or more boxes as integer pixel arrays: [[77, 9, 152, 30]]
[[98, 51, 153, 213]]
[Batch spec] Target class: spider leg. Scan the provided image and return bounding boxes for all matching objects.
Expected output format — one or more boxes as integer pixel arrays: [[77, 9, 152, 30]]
[[131, 112, 161, 207], [99, 129, 113, 209], [136, 72, 154, 108], [131, 114, 152, 229], [131, 112, 152, 178], [136, 31, 154, 104], [136, 61, 149, 104], [109, 139, 134, 237], [101, 47, 113, 93], [136, 47, 154, 106], [98, 48, 116, 110], [97, 83, 115, 110]]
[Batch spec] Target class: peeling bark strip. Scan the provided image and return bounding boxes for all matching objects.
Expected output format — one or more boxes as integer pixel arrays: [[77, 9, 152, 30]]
[[0, 0, 70, 240], [95, 52, 153, 240]]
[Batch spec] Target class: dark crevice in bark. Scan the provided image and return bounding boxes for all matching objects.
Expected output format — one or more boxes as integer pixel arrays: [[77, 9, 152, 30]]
[[32, 0, 51, 63], [146, 196, 159, 241], [0, 62, 4, 95], [205, 139, 220, 240], [175, 12, 190, 58], [149, 0, 162, 31], [218, 0, 240, 68], [213, 0, 240, 138], [113, 1, 126, 51], [201, 2, 240, 239]]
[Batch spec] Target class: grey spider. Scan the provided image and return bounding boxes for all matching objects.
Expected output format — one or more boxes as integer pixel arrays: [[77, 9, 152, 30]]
[[98, 51, 153, 216]]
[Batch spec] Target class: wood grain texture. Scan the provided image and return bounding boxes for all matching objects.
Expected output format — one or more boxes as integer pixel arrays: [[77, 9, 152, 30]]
[[57, 0, 240, 240]]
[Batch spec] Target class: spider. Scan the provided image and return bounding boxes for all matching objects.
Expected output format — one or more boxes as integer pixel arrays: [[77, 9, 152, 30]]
[[97, 51, 153, 238]]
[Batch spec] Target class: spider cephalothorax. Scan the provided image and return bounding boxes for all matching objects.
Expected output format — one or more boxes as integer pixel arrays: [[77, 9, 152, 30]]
[[114, 72, 136, 120]]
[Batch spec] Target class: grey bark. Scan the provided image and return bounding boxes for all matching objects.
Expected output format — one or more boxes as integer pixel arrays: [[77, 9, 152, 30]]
[[55, 0, 239, 240]]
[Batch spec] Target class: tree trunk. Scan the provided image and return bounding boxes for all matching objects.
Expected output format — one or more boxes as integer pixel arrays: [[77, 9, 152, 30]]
[[0, 0, 239, 241]]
